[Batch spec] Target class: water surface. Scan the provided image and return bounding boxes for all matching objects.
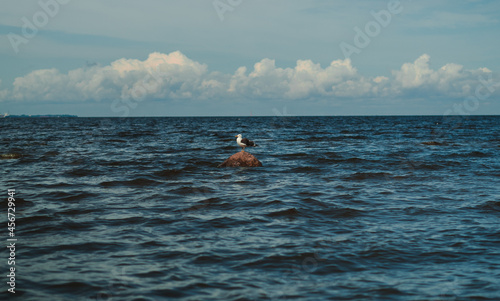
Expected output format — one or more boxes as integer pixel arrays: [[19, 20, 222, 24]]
[[1, 116, 500, 300]]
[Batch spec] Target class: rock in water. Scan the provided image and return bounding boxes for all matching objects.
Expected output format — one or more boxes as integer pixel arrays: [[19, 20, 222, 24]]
[[1, 153, 22, 159], [219, 151, 263, 167]]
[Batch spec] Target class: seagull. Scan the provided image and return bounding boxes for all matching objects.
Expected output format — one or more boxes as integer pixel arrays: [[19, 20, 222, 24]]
[[235, 134, 257, 152]]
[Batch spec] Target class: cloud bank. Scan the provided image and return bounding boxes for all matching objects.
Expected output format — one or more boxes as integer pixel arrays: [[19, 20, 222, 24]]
[[0, 51, 496, 103]]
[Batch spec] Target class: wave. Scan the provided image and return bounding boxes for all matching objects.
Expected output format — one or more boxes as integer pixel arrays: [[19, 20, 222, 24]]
[[445, 151, 490, 158], [169, 186, 216, 196], [402, 206, 448, 216], [44, 191, 98, 202], [421, 141, 447, 146], [471, 200, 500, 212], [105, 139, 127, 143], [99, 178, 161, 187], [154, 169, 183, 178], [65, 168, 101, 177], [273, 153, 309, 160], [179, 197, 227, 213], [266, 208, 301, 218], [345, 172, 392, 181], [289, 166, 322, 173], [316, 206, 364, 218]]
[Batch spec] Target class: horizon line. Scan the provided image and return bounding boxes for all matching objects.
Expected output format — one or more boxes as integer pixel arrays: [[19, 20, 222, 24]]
[[5, 114, 500, 118]]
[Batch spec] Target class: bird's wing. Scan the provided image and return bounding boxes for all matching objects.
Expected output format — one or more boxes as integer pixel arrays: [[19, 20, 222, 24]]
[[241, 138, 255, 146]]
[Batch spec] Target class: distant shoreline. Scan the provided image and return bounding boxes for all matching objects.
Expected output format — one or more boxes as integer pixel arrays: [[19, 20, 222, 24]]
[[1, 114, 78, 118], [2, 114, 500, 118]]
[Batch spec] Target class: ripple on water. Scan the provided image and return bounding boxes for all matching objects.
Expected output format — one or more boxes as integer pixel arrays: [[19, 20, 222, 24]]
[[99, 177, 162, 187], [4, 116, 500, 300]]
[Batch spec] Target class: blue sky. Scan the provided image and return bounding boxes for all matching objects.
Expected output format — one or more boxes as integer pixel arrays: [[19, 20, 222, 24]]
[[1, 0, 499, 116]]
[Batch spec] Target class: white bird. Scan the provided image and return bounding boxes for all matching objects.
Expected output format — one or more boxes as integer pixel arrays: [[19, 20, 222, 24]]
[[235, 134, 257, 152]]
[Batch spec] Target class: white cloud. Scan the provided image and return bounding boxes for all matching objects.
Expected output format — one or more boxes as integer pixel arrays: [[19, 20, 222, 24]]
[[391, 54, 494, 98], [0, 51, 497, 103], [6, 51, 212, 102], [225, 57, 376, 99]]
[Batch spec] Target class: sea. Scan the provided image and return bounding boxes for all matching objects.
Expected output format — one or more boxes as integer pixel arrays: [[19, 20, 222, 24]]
[[1, 116, 499, 300]]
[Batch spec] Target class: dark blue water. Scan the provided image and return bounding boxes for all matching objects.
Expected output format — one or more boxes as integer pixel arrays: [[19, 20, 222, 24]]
[[1, 116, 500, 300]]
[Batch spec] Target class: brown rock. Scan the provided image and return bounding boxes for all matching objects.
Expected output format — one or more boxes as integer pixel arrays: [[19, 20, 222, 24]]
[[1, 153, 22, 159], [219, 151, 263, 167]]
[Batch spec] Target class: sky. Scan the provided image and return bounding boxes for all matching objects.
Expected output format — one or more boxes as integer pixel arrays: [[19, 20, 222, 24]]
[[0, 0, 499, 117]]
